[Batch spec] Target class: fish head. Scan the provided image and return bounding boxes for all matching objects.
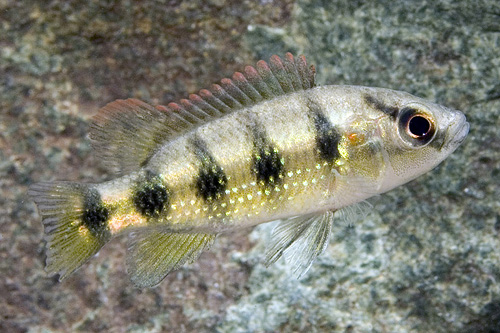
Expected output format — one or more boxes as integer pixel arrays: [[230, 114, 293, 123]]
[[376, 93, 469, 194]]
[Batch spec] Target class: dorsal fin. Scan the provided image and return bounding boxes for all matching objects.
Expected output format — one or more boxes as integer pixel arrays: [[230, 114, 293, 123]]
[[90, 53, 316, 174]]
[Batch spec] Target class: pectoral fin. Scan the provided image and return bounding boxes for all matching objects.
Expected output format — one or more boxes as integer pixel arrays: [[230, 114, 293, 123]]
[[126, 231, 216, 288], [336, 200, 373, 227], [265, 211, 334, 278]]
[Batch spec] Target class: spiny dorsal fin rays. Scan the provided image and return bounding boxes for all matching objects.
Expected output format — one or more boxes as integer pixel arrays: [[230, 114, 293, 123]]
[[90, 53, 315, 174], [295, 53, 315, 90], [268, 55, 294, 94], [282, 53, 304, 91], [231, 72, 262, 103], [220, 77, 254, 106]]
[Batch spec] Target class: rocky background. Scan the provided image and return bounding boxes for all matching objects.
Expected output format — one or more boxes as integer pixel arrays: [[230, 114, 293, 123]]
[[1, 0, 499, 331]]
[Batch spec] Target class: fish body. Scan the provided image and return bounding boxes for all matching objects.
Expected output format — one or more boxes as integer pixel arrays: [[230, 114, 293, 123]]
[[29, 54, 469, 287]]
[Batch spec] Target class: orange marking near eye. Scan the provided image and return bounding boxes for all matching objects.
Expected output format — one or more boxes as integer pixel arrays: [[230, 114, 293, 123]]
[[347, 132, 365, 145]]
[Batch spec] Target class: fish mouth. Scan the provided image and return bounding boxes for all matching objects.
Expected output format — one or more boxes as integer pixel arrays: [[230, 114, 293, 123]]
[[443, 113, 469, 151], [455, 121, 470, 144]]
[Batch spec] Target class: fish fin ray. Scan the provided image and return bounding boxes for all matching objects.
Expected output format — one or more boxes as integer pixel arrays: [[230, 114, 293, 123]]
[[329, 173, 380, 209], [265, 211, 334, 278], [90, 98, 180, 174], [28, 182, 110, 280], [91, 54, 315, 174], [336, 200, 373, 227], [126, 231, 216, 288]]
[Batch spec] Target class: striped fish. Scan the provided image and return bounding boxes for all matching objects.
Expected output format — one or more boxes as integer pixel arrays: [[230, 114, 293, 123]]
[[29, 54, 469, 287]]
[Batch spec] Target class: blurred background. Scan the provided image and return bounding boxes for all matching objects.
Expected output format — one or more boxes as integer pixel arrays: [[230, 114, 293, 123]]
[[1, 0, 499, 331]]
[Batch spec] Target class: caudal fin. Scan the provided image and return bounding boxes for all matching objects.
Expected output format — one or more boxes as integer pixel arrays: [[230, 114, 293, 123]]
[[28, 182, 111, 280]]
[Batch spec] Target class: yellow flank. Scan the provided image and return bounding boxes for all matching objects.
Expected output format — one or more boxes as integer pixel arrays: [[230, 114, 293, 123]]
[[101, 132, 339, 234], [98, 97, 386, 237]]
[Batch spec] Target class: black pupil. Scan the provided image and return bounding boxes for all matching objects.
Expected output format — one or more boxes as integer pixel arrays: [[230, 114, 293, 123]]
[[408, 116, 430, 137]]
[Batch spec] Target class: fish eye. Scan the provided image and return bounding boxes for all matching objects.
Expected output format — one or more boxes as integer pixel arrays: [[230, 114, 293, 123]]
[[398, 107, 436, 147], [407, 114, 431, 138]]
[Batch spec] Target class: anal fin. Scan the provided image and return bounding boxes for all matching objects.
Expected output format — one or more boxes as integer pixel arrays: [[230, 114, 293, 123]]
[[126, 230, 216, 287], [265, 211, 334, 278]]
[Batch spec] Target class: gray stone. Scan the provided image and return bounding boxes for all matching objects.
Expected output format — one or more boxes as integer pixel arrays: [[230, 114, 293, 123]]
[[1, 0, 498, 332]]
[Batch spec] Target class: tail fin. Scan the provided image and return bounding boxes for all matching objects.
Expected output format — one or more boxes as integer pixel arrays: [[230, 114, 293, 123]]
[[28, 182, 111, 280]]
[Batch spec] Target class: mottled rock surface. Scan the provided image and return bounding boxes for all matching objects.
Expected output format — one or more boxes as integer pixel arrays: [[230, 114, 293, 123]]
[[1, 0, 499, 332]]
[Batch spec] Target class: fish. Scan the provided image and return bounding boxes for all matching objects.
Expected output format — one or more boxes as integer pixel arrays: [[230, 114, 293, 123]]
[[29, 53, 469, 287]]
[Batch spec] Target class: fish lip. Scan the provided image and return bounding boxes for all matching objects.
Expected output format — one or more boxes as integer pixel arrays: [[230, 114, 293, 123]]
[[443, 114, 469, 150], [455, 120, 470, 144]]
